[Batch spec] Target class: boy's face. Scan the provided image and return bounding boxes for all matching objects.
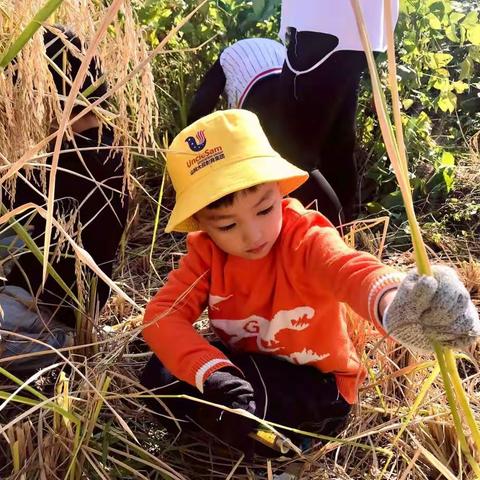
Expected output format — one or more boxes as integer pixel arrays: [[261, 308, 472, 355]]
[[195, 183, 283, 260]]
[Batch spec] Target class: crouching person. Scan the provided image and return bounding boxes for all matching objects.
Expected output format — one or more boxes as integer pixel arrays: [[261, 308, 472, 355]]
[[140, 110, 479, 458], [0, 26, 128, 375]]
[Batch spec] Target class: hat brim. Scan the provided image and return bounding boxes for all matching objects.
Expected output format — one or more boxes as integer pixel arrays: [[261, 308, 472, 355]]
[[165, 155, 308, 233]]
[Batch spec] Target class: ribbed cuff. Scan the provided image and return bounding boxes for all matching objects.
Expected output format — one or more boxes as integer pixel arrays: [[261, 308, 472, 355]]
[[194, 358, 237, 392], [368, 272, 405, 329]]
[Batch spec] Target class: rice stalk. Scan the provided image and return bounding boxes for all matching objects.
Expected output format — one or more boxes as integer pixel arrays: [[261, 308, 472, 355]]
[[444, 348, 480, 447], [149, 161, 167, 270], [53, 370, 72, 433], [0, 0, 158, 180], [65, 374, 111, 480], [139, 391, 393, 459], [0, 0, 203, 188], [351, 0, 430, 276], [350, 0, 480, 473], [379, 364, 441, 476], [408, 435, 459, 480], [10, 437, 20, 473], [0, 0, 64, 67]]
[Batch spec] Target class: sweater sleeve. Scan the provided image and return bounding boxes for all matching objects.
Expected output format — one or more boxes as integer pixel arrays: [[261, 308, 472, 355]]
[[142, 233, 236, 391], [286, 206, 404, 332]]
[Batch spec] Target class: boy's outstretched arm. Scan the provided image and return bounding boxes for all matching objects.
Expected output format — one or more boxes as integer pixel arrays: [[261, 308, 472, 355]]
[[380, 266, 480, 351], [288, 209, 403, 332], [187, 59, 226, 125], [143, 234, 238, 391], [290, 208, 479, 350]]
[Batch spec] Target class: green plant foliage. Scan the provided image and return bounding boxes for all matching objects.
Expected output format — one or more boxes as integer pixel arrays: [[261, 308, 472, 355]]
[[360, 0, 480, 225], [136, 0, 280, 132], [136, 0, 479, 237]]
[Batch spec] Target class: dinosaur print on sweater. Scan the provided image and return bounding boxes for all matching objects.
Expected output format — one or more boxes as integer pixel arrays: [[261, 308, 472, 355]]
[[211, 306, 329, 365]]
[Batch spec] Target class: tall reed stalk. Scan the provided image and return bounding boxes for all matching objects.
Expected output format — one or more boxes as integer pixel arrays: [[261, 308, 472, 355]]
[[350, 0, 480, 473]]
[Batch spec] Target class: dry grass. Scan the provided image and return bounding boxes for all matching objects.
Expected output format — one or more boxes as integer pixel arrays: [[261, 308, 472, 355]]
[[0, 0, 157, 166], [1, 178, 479, 479]]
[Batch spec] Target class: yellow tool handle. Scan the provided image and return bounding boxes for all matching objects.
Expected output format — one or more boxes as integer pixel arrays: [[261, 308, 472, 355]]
[[249, 429, 291, 454]]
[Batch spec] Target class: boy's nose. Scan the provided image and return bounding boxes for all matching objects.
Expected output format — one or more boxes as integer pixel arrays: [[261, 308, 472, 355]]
[[242, 224, 262, 246]]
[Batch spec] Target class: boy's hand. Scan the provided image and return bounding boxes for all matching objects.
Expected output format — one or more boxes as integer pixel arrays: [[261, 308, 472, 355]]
[[203, 369, 257, 455], [203, 369, 256, 412], [382, 265, 480, 351]]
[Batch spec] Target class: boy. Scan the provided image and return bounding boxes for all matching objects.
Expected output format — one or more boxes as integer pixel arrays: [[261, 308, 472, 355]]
[[141, 110, 479, 457]]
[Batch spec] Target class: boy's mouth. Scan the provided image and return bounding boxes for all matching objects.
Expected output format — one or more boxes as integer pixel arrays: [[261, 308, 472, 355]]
[[247, 242, 268, 255]]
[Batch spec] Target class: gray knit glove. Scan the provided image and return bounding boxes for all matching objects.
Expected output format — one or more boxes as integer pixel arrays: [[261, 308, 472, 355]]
[[383, 265, 480, 351]]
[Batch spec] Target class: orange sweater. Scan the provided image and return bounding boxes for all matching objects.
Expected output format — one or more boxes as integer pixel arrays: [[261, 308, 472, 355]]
[[143, 199, 403, 404]]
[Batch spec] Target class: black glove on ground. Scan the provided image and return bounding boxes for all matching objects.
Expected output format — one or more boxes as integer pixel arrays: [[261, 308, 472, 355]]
[[202, 369, 257, 456]]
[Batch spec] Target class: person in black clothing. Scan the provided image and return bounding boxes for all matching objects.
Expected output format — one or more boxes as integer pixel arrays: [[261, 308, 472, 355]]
[[0, 26, 128, 374], [274, 28, 369, 223]]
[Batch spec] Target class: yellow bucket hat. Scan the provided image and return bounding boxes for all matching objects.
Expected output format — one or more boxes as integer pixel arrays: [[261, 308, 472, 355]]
[[165, 109, 308, 233]]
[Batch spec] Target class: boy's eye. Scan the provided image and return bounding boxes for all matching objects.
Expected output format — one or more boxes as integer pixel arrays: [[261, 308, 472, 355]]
[[258, 205, 274, 216], [218, 223, 236, 232]]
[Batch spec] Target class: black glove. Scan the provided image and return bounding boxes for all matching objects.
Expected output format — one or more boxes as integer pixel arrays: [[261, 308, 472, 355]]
[[203, 369, 256, 412], [202, 369, 257, 456]]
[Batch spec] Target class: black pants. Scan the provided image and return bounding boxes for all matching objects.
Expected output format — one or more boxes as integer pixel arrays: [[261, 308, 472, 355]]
[[140, 343, 351, 457], [241, 75, 345, 226], [242, 38, 367, 222], [276, 30, 367, 222]]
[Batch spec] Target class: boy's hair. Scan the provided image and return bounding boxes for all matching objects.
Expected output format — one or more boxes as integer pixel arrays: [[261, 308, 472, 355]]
[[206, 185, 260, 209]]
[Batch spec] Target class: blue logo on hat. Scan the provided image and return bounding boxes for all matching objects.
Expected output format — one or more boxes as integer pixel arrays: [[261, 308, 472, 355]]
[[185, 130, 207, 152]]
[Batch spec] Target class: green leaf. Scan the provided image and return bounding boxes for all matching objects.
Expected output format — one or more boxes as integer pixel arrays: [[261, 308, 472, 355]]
[[366, 201, 384, 214], [444, 25, 459, 42], [449, 12, 465, 24], [381, 190, 404, 210], [452, 80, 469, 93], [460, 24, 467, 44], [462, 11, 479, 27], [429, 1, 445, 19], [470, 46, 480, 63], [433, 77, 451, 91], [432, 52, 453, 68], [437, 91, 457, 112], [460, 57, 474, 80], [443, 169, 455, 191], [402, 98, 414, 110], [467, 24, 480, 45], [427, 12, 442, 30], [440, 151, 455, 167]]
